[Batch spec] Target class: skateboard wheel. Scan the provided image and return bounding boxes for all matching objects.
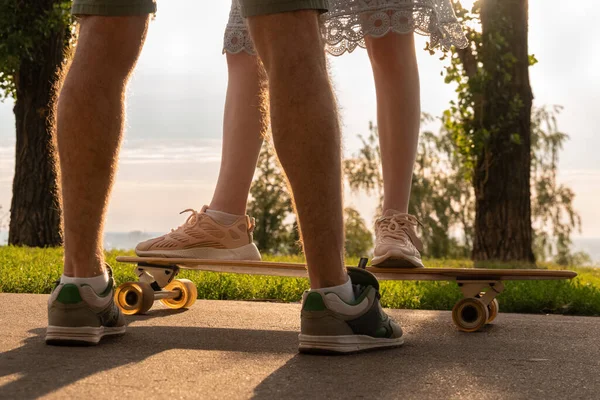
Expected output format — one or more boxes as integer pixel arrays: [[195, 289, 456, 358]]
[[115, 281, 155, 315], [487, 298, 499, 323], [452, 298, 489, 332], [160, 279, 197, 310]]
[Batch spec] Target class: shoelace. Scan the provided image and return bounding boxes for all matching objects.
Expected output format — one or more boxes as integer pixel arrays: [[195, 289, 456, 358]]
[[169, 206, 257, 233], [376, 213, 424, 252], [170, 207, 207, 233]]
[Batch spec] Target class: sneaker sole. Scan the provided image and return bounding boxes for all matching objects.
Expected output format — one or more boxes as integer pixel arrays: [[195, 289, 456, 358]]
[[136, 243, 261, 260], [372, 251, 424, 268], [46, 325, 126, 346], [298, 334, 404, 354]]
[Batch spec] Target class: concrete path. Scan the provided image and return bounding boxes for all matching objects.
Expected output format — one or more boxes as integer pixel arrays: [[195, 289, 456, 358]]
[[0, 294, 598, 399]]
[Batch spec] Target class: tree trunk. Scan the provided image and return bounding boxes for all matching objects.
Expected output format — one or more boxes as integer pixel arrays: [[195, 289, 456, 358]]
[[472, 0, 535, 263], [8, 1, 67, 247]]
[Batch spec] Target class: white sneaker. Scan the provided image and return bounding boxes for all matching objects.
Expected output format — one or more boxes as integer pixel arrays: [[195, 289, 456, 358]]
[[372, 210, 424, 268]]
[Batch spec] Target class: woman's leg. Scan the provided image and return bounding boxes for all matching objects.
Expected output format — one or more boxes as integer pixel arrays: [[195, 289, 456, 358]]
[[365, 32, 420, 213], [366, 32, 424, 267], [209, 52, 267, 215], [134, 3, 266, 259]]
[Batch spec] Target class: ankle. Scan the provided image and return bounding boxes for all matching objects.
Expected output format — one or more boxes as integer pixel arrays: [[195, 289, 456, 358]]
[[208, 201, 246, 217], [205, 208, 244, 226], [309, 269, 349, 291], [61, 271, 109, 295], [63, 256, 106, 278], [309, 274, 354, 303], [382, 205, 408, 215]]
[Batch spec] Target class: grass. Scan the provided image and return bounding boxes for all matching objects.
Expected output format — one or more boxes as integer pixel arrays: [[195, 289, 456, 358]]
[[1, 246, 599, 316]]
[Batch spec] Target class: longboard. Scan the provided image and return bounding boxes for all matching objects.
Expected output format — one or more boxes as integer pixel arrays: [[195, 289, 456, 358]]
[[114, 256, 577, 332]]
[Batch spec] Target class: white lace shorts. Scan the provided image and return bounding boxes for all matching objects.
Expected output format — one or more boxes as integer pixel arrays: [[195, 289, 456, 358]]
[[223, 0, 468, 56]]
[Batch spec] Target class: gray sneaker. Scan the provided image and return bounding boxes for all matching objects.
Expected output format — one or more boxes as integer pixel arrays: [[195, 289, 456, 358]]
[[46, 266, 126, 345], [298, 267, 404, 354]]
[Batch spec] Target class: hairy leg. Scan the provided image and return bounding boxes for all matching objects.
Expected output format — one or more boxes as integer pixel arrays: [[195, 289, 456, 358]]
[[366, 33, 420, 213], [56, 16, 149, 277], [247, 11, 346, 288], [209, 52, 266, 215]]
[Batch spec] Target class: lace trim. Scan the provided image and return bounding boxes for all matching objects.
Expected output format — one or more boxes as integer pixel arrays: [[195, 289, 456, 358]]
[[223, 27, 255, 55], [222, 0, 255, 55], [222, 0, 467, 56], [323, 6, 469, 55]]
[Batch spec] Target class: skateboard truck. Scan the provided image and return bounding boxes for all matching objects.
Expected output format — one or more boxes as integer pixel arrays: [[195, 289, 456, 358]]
[[453, 280, 504, 332], [114, 263, 197, 315], [136, 263, 179, 290], [458, 280, 504, 306]]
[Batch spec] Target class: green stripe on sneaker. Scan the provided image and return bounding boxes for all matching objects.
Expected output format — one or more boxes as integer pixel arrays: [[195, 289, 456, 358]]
[[56, 284, 82, 304], [303, 292, 326, 311]]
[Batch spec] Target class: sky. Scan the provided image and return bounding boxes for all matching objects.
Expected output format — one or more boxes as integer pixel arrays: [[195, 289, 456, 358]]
[[0, 0, 599, 244]]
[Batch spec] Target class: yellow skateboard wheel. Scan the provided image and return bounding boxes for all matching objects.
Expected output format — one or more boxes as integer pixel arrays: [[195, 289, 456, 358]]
[[452, 297, 490, 332], [160, 279, 197, 309], [487, 298, 499, 323], [115, 281, 155, 315]]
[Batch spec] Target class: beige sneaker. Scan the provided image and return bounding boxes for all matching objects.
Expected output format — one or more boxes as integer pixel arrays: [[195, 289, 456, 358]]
[[372, 210, 424, 268], [135, 206, 261, 260]]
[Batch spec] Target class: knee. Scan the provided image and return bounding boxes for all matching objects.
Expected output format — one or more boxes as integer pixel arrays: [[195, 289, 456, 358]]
[[73, 15, 150, 79], [366, 33, 417, 74], [247, 10, 325, 74]]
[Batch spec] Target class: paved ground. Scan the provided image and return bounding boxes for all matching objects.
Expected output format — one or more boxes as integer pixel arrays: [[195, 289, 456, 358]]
[[0, 294, 598, 399]]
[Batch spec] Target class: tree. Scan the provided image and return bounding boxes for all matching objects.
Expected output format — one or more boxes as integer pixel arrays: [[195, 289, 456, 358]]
[[1, 0, 73, 246], [247, 144, 300, 255], [440, 0, 535, 263], [344, 207, 373, 257]]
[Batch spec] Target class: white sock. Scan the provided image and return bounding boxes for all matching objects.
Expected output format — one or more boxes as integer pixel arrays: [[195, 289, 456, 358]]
[[61, 271, 109, 295], [310, 275, 354, 303], [205, 209, 242, 225]]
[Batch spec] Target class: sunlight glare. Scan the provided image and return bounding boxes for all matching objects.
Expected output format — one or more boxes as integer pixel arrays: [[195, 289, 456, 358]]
[[458, 0, 476, 11]]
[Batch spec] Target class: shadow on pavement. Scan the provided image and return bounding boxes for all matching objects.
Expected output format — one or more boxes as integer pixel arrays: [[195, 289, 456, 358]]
[[252, 321, 442, 399], [2, 307, 596, 399], [0, 310, 494, 399], [0, 310, 443, 398], [0, 324, 298, 398]]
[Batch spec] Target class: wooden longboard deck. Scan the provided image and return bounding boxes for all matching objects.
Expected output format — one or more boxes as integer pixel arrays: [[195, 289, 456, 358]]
[[116, 256, 577, 281]]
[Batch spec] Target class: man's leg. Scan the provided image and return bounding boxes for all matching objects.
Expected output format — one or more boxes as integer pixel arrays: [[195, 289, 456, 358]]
[[47, 13, 150, 345], [58, 16, 149, 278], [246, 10, 346, 289], [239, 2, 404, 354]]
